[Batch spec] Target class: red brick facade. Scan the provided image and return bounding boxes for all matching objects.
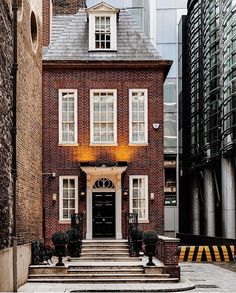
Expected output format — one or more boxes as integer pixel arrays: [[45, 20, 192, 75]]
[[53, 0, 86, 15], [42, 67, 166, 243], [157, 236, 180, 278]]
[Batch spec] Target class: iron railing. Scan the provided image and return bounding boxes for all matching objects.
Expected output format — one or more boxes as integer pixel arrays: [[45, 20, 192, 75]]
[[71, 213, 84, 241], [126, 213, 139, 256]]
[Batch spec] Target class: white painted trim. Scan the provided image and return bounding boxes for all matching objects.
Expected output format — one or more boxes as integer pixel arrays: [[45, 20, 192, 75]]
[[128, 143, 149, 147], [86, 189, 93, 239], [58, 143, 79, 147], [90, 143, 118, 146], [129, 175, 149, 222], [129, 89, 148, 144], [90, 89, 117, 144], [82, 167, 127, 239], [59, 176, 78, 222], [88, 13, 117, 51], [58, 89, 78, 145]]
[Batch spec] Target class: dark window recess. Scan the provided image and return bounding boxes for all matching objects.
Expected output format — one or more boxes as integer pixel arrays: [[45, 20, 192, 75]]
[[165, 195, 177, 206], [30, 11, 37, 47]]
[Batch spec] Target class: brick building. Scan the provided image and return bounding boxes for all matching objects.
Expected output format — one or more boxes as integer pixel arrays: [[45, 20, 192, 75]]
[[0, 0, 43, 291], [43, 1, 171, 242]]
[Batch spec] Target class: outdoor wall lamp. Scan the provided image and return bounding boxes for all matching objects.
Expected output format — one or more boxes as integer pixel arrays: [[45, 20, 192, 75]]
[[150, 193, 155, 200], [80, 191, 86, 197], [123, 190, 129, 196], [42, 172, 56, 178], [52, 193, 57, 201], [153, 123, 160, 130]]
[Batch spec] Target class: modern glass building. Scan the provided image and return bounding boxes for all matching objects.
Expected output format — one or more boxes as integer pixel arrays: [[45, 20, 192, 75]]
[[180, 0, 236, 238]]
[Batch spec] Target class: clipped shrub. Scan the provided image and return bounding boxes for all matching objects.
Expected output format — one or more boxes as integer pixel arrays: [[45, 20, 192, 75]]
[[143, 230, 158, 245], [52, 231, 69, 245], [66, 228, 79, 241]]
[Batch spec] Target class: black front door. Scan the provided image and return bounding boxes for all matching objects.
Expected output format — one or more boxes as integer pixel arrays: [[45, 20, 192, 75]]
[[92, 192, 115, 237]]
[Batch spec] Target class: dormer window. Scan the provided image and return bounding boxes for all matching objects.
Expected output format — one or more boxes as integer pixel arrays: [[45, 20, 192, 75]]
[[86, 2, 119, 51]]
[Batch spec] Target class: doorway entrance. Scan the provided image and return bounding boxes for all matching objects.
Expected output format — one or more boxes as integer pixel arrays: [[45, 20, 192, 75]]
[[92, 192, 115, 237]]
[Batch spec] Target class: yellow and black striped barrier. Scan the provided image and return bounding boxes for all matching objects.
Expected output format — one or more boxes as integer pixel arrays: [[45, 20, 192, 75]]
[[178, 245, 235, 262]]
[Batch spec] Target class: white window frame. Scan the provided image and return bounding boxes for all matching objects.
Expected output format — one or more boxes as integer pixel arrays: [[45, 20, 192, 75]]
[[58, 89, 78, 145], [129, 175, 149, 223], [90, 89, 117, 145], [59, 176, 78, 223], [129, 89, 148, 145], [89, 13, 117, 51]]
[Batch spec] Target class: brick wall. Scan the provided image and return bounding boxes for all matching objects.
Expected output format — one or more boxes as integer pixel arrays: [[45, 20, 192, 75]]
[[0, 0, 13, 250], [16, 0, 43, 244], [157, 236, 180, 279], [52, 0, 86, 15], [43, 0, 51, 46], [42, 67, 165, 243]]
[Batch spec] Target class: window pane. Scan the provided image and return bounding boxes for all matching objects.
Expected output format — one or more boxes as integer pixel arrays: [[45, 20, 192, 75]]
[[133, 199, 139, 208], [63, 189, 68, 199], [63, 209, 68, 218], [70, 189, 75, 198], [133, 179, 138, 188], [68, 209, 74, 218], [63, 200, 68, 208], [69, 179, 75, 188], [138, 209, 145, 219], [63, 180, 68, 188], [69, 200, 75, 208], [133, 189, 139, 198]]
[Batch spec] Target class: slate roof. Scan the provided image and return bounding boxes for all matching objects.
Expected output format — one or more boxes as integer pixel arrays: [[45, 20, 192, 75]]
[[43, 9, 163, 61]]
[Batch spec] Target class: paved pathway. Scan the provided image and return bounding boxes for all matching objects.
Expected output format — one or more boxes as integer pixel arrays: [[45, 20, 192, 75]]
[[181, 262, 236, 292], [18, 262, 236, 292]]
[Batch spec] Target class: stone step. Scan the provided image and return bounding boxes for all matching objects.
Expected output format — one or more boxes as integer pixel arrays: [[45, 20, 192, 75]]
[[80, 253, 130, 257], [68, 265, 144, 269], [82, 246, 129, 252], [67, 268, 144, 274], [70, 257, 141, 262], [28, 273, 170, 280], [27, 277, 179, 284], [82, 241, 128, 247], [82, 240, 128, 243], [82, 244, 129, 248]]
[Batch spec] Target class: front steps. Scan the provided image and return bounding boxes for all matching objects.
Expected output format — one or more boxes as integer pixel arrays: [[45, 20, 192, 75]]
[[27, 240, 179, 284], [70, 240, 140, 262]]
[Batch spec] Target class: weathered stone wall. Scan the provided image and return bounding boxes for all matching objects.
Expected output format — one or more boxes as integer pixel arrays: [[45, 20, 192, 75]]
[[0, 0, 13, 250], [16, 0, 43, 244]]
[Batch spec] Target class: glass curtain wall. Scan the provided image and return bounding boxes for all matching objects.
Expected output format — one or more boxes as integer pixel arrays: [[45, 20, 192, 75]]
[[221, 0, 236, 155], [186, 0, 202, 167], [202, 0, 221, 162]]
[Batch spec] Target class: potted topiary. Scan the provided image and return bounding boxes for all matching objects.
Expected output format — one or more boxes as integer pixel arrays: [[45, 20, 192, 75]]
[[52, 231, 69, 266], [143, 230, 158, 266], [66, 228, 81, 257], [130, 228, 143, 256]]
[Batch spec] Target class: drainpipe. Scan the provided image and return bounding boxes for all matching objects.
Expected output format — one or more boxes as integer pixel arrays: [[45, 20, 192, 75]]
[[12, 0, 18, 291]]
